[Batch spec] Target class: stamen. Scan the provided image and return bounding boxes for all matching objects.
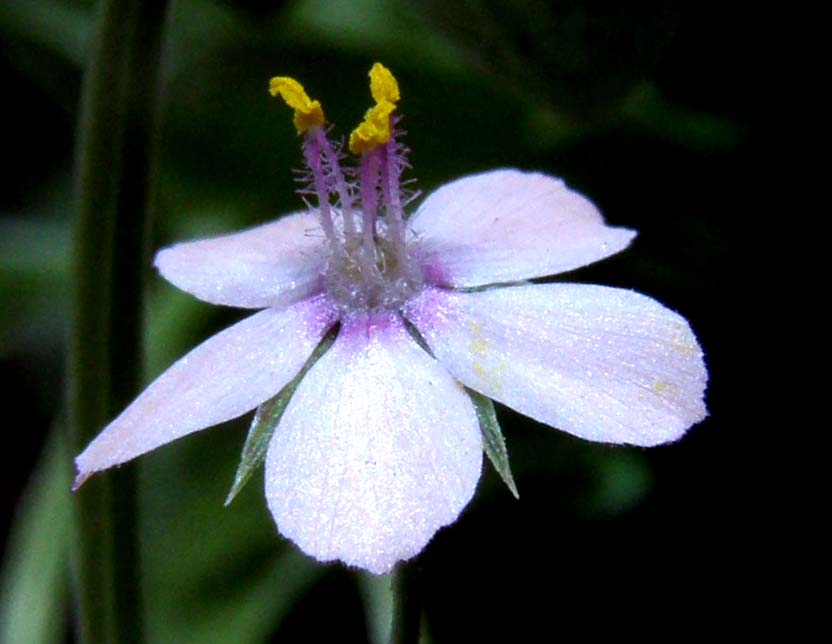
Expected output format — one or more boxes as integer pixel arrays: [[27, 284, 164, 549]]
[[381, 134, 405, 259], [369, 62, 400, 105], [316, 131, 357, 241], [271, 76, 358, 249], [359, 148, 382, 279], [269, 63, 423, 313], [269, 77, 325, 134], [302, 132, 336, 246], [348, 100, 397, 155], [349, 62, 400, 155]]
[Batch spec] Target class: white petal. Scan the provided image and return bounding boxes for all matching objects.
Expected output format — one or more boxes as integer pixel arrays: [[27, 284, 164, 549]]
[[405, 285, 707, 446], [75, 295, 339, 483], [265, 313, 482, 574], [155, 212, 327, 308], [410, 169, 636, 287]]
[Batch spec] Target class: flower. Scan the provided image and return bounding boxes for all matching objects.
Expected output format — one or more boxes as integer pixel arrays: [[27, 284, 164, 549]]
[[74, 63, 708, 574]]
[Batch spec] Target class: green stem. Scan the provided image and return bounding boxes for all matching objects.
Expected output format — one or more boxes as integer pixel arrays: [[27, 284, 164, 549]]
[[389, 560, 423, 644], [68, 0, 169, 642]]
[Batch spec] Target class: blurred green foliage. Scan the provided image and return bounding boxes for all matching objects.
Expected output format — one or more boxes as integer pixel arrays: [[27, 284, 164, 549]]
[[1, 0, 747, 641]]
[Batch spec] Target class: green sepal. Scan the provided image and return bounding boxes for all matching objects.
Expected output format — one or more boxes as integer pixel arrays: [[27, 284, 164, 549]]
[[466, 388, 519, 499], [225, 326, 338, 506]]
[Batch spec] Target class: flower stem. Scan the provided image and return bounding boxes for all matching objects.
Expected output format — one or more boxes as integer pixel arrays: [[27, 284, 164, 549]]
[[67, 0, 169, 642], [389, 559, 423, 644]]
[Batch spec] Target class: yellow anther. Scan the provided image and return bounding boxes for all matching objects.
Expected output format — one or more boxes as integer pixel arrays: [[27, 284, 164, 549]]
[[349, 63, 401, 154], [349, 100, 396, 155], [269, 76, 325, 134], [369, 62, 400, 105]]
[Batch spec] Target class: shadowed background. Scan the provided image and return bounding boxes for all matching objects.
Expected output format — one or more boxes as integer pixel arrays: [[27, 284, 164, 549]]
[[1, 0, 754, 641]]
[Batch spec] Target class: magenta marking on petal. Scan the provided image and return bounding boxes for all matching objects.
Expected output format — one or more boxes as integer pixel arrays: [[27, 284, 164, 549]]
[[300, 292, 341, 337], [402, 286, 454, 336], [419, 254, 454, 288], [337, 310, 406, 346]]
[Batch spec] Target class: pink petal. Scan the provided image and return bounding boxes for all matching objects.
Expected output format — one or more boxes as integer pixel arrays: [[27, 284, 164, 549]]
[[75, 295, 339, 485], [406, 285, 707, 446], [155, 212, 327, 309], [265, 313, 482, 574], [410, 169, 636, 287]]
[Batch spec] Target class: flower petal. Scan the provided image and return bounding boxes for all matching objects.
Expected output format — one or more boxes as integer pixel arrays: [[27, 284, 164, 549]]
[[155, 212, 327, 308], [265, 313, 482, 574], [410, 169, 636, 287], [405, 285, 707, 446], [75, 295, 339, 484]]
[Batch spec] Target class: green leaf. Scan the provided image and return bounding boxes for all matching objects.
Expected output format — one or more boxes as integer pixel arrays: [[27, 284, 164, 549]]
[[622, 82, 744, 151], [225, 327, 338, 505], [466, 388, 519, 499], [0, 0, 91, 67], [280, 0, 467, 75], [577, 448, 651, 518], [0, 213, 70, 358], [0, 426, 71, 644], [68, 0, 169, 640]]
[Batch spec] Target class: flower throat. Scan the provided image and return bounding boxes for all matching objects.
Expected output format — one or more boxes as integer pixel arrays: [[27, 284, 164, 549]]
[[270, 64, 423, 313]]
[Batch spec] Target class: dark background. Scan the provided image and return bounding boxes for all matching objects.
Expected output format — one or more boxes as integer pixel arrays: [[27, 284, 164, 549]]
[[1, 0, 759, 641]]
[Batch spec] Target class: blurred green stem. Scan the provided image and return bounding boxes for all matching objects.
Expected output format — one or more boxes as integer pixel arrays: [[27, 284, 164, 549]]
[[68, 0, 169, 642], [389, 560, 422, 644]]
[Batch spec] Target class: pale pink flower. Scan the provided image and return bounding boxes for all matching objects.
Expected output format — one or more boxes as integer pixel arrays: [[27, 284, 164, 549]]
[[75, 65, 707, 574]]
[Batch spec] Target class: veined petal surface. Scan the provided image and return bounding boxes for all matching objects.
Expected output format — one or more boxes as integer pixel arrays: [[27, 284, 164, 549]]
[[406, 284, 707, 446], [75, 295, 338, 482], [155, 212, 327, 309], [411, 169, 636, 287], [265, 313, 482, 574]]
